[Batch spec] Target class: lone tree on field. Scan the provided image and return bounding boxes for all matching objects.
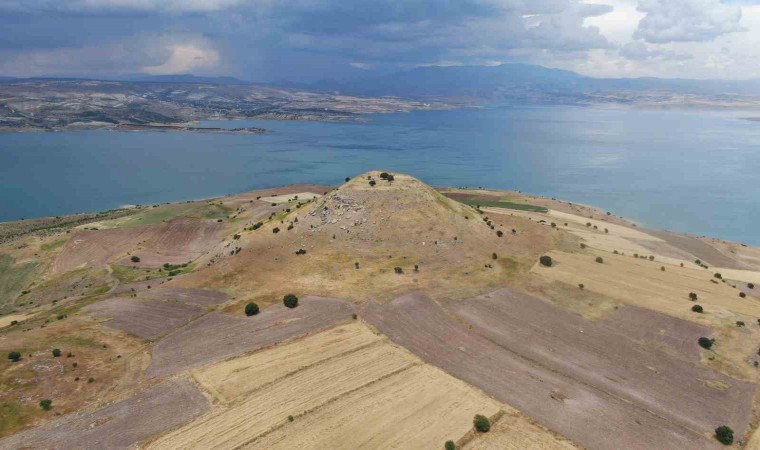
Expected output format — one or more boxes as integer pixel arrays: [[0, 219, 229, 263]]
[[8, 351, 21, 362], [749, 283, 755, 289], [595, 256, 604, 264], [473, 414, 491, 433], [740, 292, 746, 298], [689, 292, 698, 301], [539, 255, 553, 267], [245, 302, 260, 316], [692, 305, 704, 313], [283, 294, 298, 308], [715, 426, 733, 445], [39, 399, 52, 411], [714, 273, 722, 280], [445, 441, 456, 450], [130, 256, 140, 263], [52, 348, 61, 357], [698, 337, 714, 349], [496, 230, 504, 237], [369, 180, 377, 187], [394, 267, 403, 274]]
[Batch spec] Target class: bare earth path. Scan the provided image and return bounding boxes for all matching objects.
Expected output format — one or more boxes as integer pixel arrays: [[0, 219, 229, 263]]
[[361, 293, 724, 450]]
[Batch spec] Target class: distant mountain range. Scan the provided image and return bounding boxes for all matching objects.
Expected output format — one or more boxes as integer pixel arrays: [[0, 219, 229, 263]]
[[310, 64, 760, 103]]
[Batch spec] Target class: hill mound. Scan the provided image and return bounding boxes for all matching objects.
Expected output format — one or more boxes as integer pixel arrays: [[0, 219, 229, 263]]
[[181, 171, 539, 303]]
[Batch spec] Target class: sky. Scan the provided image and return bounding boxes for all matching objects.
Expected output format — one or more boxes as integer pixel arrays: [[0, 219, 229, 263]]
[[0, 0, 759, 82]]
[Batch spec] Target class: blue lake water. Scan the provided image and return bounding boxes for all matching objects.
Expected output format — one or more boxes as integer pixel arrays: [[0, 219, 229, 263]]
[[1, 105, 759, 245]]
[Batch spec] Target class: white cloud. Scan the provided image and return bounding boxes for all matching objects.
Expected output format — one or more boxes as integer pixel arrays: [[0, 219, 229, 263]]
[[634, 0, 745, 43], [143, 43, 220, 74]]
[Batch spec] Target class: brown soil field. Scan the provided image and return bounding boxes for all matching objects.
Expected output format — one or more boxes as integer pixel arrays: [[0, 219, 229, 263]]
[[151, 322, 501, 450], [646, 229, 748, 269], [0, 379, 210, 449], [447, 288, 754, 437], [604, 304, 711, 361], [462, 410, 580, 450], [54, 218, 222, 273], [139, 287, 228, 306], [86, 297, 206, 340], [147, 296, 354, 378], [362, 293, 722, 450], [532, 250, 760, 321]]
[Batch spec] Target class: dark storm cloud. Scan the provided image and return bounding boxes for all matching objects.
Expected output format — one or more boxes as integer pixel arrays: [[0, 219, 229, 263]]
[[0, 0, 613, 81]]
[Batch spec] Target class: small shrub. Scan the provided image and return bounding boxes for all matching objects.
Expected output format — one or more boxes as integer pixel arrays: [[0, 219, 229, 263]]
[[539, 255, 553, 267], [660, 266, 665, 271], [580, 243, 586, 249], [88, 377, 95, 383], [414, 264, 419, 272], [72, 362, 77, 368], [288, 415, 294, 422], [445, 441, 456, 450], [8, 351, 21, 362], [39, 399, 52, 411], [295, 249, 306, 255], [352, 313, 358, 320], [380, 172, 389, 179], [345, 177, 350, 182], [698, 337, 714, 349], [251, 222, 263, 230], [394, 267, 403, 274], [496, 230, 503, 237], [52, 348, 61, 357], [595, 257, 604, 264], [272, 227, 280, 234], [283, 294, 298, 309], [130, 255, 140, 263], [578, 283, 584, 290], [354, 262, 360, 269], [492, 253, 497, 260], [714, 273, 722, 280], [473, 414, 491, 433], [369, 180, 376, 187], [715, 426, 733, 445], [739, 292, 746, 298], [692, 305, 704, 313], [245, 302, 260, 316], [550, 222, 556, 228], [736, 321, 745, 327], [648, 255, 655, 261], [689, 292, 698, 301], [749, 283, 755, 289]]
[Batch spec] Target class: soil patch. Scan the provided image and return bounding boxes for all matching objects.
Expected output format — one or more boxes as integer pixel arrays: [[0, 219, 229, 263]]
[[147, 296, 354, 378], [362, 293, 722, 450], [0, 379, 210, 450], [140, 287, 228, 306], [86, 297, 205, 340]]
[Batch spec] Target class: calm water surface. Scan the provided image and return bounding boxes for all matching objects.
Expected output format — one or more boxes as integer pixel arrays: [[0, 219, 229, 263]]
[[1, 105, 758, 244]]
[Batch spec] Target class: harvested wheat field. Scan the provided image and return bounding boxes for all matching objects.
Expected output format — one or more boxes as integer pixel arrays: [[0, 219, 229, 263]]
[[532, 250, 760, 321], [462, 410, 580, 450], [447, 288, 754, 437], [151, 322, 501, 450], [147, 296, 354, 378], [86, 297, 206, 340], [193, 322, 383, 403], [0, 379, 210, 450], [362, 293, 721, 450], [139, 287, 229, 306]]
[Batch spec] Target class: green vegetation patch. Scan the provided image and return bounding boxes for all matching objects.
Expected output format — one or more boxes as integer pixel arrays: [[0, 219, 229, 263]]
[[0, 255, 40, 308], [110, 265, 165, 284], [455, 198, 548, 213], [0, 402, 34, 437], [103, 202, 231, 228]]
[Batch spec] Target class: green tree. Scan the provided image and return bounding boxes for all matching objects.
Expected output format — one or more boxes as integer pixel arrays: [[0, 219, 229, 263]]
[[283, 294, 299, 308], [689, 292, 698, 301], [698, 337, 714, 349], [692, 305, 704, 313], [39, 399, 52, 411], [595, 256, 604, 264], [539, 255, 553, 267], [7, 351, 21, 362], [473, 415, 491, 433], [445, 441, 456, 450], [130, 255, 140, 263], [52, 348, 61, 357], [245, 302, 260, 316], [715, 426, 733, 445]]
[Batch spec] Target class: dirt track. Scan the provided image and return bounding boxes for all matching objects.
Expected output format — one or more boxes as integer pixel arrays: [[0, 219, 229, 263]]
[[86, 297, 205, 340], [0, 379, 209, 450], [362, 293, 724, 450], [147, 296, 354, 378], [448, 289, 754, 437]]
